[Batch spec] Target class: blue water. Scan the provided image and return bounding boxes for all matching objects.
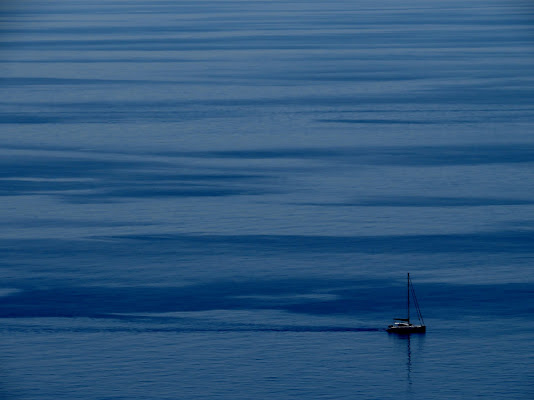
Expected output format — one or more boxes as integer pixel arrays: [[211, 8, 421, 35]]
[[1, 0, 533, 398]]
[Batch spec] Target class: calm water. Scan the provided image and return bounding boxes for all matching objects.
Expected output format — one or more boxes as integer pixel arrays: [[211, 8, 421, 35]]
[[1, 0, 533, 399]]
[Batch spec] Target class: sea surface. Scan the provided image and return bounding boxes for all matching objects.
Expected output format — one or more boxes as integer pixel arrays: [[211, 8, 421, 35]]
[[1, 0, 533, 399]]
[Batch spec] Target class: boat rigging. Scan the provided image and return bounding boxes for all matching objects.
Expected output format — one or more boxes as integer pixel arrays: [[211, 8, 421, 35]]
[[386, 273, 426, 333]]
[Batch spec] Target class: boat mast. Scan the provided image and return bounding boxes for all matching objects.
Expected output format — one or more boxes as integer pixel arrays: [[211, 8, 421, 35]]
[[407, 272, 410, 324]]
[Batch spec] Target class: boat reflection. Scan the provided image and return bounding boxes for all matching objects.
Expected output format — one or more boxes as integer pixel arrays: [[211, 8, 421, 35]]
[[390, 332, 426, 388]]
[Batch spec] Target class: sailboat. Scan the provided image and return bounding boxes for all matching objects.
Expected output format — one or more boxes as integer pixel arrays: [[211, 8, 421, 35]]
[[386, 273, 426, 333]]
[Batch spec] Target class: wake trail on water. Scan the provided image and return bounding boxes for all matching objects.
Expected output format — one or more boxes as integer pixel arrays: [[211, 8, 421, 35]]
[[0, 324, 382, 334]]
